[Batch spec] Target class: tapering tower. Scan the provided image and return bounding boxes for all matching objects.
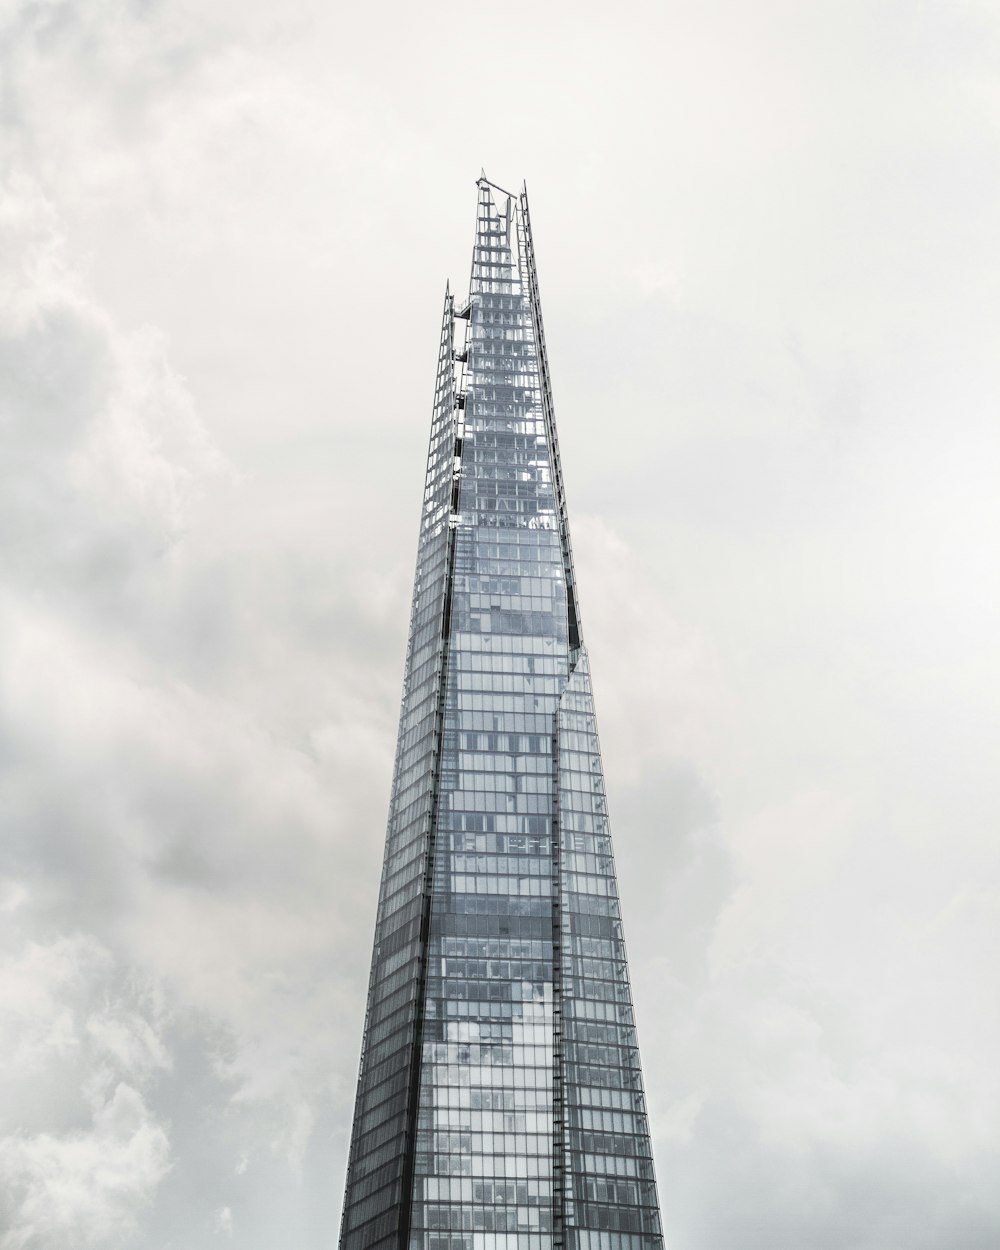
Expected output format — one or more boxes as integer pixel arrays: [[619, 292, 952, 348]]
[[339, 177, 664, 1250]]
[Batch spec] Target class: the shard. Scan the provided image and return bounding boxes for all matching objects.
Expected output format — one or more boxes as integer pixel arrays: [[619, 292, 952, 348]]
[[339, 177, 664, 1250]]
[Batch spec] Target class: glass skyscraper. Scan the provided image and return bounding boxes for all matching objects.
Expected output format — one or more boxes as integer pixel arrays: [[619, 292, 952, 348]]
[[339, 177, 664, 1250]]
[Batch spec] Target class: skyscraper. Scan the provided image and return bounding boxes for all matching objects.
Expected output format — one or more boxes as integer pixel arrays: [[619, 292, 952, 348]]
[[339, 177, 664, 1250]]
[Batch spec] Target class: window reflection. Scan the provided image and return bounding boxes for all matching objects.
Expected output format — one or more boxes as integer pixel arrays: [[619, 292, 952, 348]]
[[341, 182, 663, 1250]]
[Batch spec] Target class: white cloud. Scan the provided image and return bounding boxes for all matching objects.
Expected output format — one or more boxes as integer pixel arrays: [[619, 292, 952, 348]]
[[0, 934, 109, 1073], [0, 934, 172, 1249], [0, 83, 387, 1238], [1, 0, 999, 1247], [0, 1082, 170, 1250], [86, 1007, 172, 1085]]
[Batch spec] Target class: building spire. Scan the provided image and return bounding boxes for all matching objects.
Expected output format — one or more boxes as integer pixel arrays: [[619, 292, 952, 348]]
[[338, 180, 664, 1250]]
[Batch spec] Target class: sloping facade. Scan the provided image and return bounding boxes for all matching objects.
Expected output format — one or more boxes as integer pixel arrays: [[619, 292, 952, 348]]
[[339, 179, 663, 1250]]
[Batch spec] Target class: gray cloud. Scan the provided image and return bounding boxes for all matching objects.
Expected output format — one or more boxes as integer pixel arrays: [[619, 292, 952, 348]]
[[0, 150, 389, 1246], [1, 0, 999, 1247]]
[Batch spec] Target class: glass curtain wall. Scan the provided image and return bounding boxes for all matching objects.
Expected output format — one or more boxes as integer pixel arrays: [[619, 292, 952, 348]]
[[340, 180, 664, 1250]]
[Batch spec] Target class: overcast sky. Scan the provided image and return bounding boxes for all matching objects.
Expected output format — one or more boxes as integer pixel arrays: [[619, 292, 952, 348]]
[[2, 1, 999, 1247]]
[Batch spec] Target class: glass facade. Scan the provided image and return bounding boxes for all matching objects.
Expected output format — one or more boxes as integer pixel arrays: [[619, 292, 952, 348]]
[[340, 180, 663, 1250]]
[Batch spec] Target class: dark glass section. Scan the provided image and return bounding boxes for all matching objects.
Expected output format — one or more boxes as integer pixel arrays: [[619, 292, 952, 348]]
[[340, 181, 664, 1250]]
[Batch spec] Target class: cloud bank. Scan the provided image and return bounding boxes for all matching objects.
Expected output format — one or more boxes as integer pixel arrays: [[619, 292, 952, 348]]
[[2, 1, 999, 1247]]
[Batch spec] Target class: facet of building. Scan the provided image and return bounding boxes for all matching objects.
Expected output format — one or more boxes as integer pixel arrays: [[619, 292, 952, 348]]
[[338, 177, 664, 1250]]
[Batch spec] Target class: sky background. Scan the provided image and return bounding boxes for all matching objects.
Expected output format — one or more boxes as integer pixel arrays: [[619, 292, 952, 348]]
[[2, 1, 999, 1247]]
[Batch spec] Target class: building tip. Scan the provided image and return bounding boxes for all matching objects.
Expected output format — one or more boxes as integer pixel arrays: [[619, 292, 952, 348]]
[[476, 172, 520, 202]]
